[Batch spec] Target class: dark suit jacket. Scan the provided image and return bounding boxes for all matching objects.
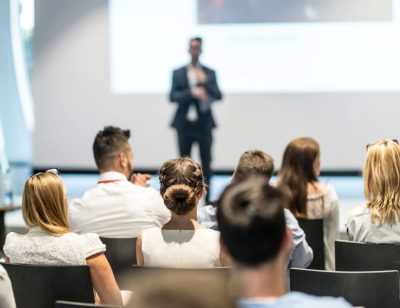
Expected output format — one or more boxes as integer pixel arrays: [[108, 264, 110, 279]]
[[169, 65, 222, 130]]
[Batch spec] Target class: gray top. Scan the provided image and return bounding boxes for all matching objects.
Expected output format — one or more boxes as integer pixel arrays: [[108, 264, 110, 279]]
[[347, 206, 400, 243], [306, 184, 339, 271], [198, 206, 313, 268]]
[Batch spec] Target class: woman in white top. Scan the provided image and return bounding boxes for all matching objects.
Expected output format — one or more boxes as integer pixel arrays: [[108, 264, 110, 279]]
[[3, 170, 122, 306], [136, 157, 224, 268], [347, 140, 400, 243], [278, 137, 339, 270]]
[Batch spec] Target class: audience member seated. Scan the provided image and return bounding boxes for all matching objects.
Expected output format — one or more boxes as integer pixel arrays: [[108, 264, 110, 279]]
[[198, 150, 313, 268], [0, 264, 16, 308], [136, 157, 225, 267], [347, 139, 400, 242], [3, 171, 122, 306], [69, 126, 170, 238], [217, 176, 351, 307], [278, 137, 339, 270]]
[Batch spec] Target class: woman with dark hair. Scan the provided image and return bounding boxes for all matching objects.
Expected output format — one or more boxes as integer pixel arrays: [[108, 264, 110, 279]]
[[136, 157, 224, 268], [278, 137, 339, 270]]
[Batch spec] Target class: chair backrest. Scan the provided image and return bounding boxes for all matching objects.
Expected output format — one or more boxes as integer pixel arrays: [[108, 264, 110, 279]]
[[297, 218, 325, 269], [335, 240, 400, 272], [2, 263, 94, 308], [290, 268, 400, 308], [122, 265, 230, 290], [55, 301, 118, 308], [100, 237, 136, 273]]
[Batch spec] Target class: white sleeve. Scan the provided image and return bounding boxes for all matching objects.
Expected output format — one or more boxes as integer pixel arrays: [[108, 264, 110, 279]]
[[285, 210, 314, 268], [3, 233, 17, 262], [150, 190, 171, 225], [82, 233, 106, 258], [0, 265, 16, 308]]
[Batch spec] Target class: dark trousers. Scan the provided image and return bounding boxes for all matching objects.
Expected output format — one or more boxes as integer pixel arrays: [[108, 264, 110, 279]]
[[176, 123, 213, 188]]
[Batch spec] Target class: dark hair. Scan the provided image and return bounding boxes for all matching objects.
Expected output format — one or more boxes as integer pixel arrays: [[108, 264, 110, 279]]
[[278, 137, 319, 217], [93, 126, 130, 171], [234, 150, 274, 182], [217, 176, 287, 267], [190, 37, 202, 44], [159, 157, 204, 215]]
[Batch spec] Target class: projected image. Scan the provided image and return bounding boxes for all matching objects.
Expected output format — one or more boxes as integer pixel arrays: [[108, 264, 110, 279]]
[[111, 0, 400, 94], [198, 0, 393, 24]]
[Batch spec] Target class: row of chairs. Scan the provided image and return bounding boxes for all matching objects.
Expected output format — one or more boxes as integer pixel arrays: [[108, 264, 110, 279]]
[[5, 262, 400, 308], [3, 263, 229, 308], [289, 239, 400, 308], [5, 231, 400, 308]]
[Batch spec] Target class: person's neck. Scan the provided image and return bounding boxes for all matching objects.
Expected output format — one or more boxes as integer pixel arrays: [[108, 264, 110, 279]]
[[190, 59, 199, 67], [235, 259, 288, 300], [163, 209, 201, 230]]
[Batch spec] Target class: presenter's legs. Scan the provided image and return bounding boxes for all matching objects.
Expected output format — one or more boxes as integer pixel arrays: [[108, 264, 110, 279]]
[[177, 127, 193, 157], [197, 129, 213, 202]]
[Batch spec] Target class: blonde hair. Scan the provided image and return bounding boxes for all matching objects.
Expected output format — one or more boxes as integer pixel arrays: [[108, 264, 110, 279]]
[[364, 140, 400, 225], [22, 172, 70, 235]]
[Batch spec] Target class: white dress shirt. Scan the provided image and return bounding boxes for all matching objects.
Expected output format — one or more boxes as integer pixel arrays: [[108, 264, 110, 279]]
[[69, 171, 171, 238], [186, 63, 199, 121]]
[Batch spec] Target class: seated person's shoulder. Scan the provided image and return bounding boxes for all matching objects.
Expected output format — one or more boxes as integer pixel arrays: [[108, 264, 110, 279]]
[[285, 292, 351, 307], [78, 233, 106, 257], [239, 292, 351, 308], [4, 232, 24, 248]]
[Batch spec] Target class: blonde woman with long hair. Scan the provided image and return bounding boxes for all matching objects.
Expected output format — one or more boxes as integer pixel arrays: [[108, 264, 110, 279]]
[[347, 140, 400, 242], [3, 171, 122, 306]]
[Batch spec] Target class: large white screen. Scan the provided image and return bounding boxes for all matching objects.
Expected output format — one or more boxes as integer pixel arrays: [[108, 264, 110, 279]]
[[33, 0, 400, 171], [110, 0, 400, 94]]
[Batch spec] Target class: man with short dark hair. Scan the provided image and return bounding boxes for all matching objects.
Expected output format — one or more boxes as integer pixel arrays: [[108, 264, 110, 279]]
[[218, 177, 351, 307], [199, 150, 313, 268], [69, 126, 170, 238], [169, 37, 222, 202]]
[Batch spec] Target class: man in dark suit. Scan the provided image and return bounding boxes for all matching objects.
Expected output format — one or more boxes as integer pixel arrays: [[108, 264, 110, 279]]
[[169, 37, 222, 200]]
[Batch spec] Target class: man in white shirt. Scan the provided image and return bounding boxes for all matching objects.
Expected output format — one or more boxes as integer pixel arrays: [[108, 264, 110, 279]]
[[69, 126, 170, 238], [217, 177, 351, 308]]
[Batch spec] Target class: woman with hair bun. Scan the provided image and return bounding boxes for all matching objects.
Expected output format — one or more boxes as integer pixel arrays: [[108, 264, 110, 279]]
[[136, 157, 224, 267]]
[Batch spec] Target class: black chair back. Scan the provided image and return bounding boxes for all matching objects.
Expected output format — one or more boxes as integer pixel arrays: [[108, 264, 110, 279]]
[[2, 263, 94, 308], [297, 218, 325, 269], [100, 237, 137, 274], [290, 268, 400, 308], [336, 240, 400, 272], [55, 301, 118, 308]]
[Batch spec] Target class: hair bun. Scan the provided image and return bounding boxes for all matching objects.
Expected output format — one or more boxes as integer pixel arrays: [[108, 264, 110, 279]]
[[163, 184, 197, 215]]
